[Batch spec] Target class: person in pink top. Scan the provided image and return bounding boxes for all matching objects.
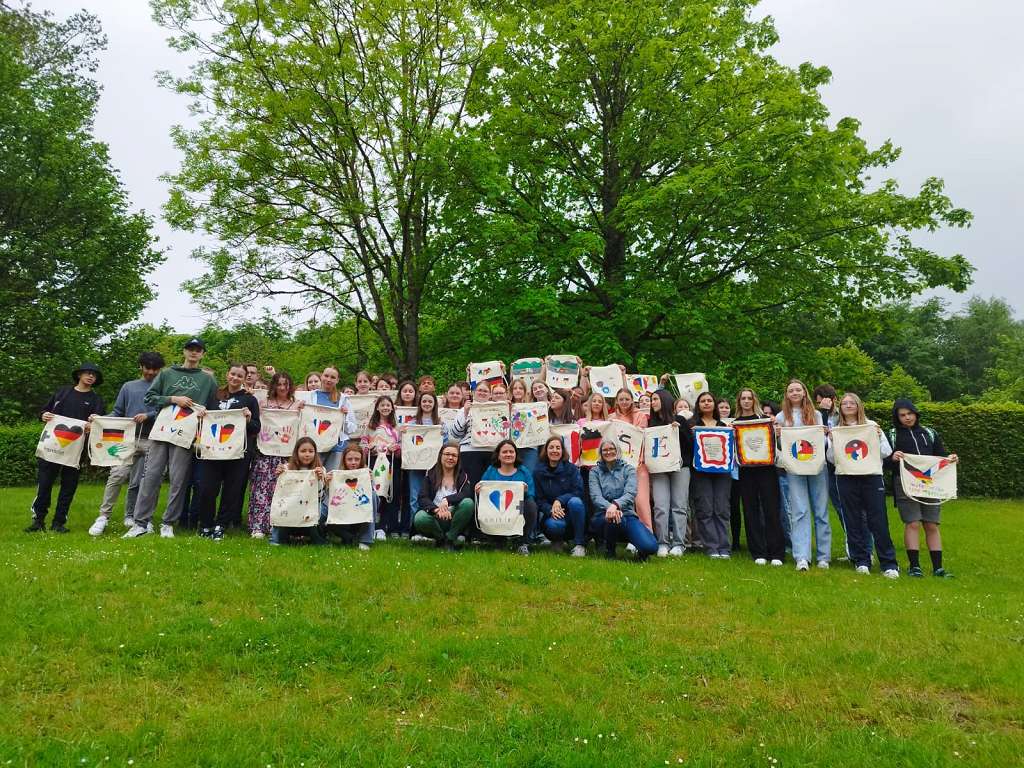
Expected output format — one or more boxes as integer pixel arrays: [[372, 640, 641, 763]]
[[609, 388, 652, 531]]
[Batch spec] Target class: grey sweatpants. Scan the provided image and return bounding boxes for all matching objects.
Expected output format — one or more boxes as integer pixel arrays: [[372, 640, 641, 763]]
[[98, 437, 151, 520], [650, 467, 690, 547], [692, 472, 732, 555], [132, 441, 195, 526]]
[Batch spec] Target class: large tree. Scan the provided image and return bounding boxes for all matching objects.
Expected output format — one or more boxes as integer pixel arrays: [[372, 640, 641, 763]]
[[0, 2, 161, 422], [156, 0, 493, 377], [463, 0, 973, 369]]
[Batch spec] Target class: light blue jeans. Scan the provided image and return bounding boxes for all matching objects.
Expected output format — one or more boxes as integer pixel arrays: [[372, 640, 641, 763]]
[[785, 468, 830, 563]]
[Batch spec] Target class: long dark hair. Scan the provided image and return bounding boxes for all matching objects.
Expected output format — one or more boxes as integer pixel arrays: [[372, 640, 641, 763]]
[[267, 371, 295, 403], [490, 439, 521, 468], [415, 390, 439, 425], [287, 437, 323, 471], [426, 443, 462, 488], [648, 388, 676, 427], [538, 435, 566, 466]]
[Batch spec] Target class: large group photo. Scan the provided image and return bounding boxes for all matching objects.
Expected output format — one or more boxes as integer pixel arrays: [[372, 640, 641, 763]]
[[3, 0, 1024, 765]]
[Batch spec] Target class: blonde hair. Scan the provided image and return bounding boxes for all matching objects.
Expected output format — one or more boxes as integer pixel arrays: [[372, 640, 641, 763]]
[[584, 392, 609, 420], [837, 392, 868, 426], [735, 388, 763, 418], [781, 379, 817, 427]]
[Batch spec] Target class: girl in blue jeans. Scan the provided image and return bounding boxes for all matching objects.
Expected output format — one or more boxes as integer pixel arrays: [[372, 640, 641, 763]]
[[774, 379, 831, 571], [534, 435, 587, 557], [588, 440, 658, 560]]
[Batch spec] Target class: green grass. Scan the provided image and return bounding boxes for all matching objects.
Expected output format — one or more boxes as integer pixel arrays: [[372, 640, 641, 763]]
[[0, 484, 1022, 767]]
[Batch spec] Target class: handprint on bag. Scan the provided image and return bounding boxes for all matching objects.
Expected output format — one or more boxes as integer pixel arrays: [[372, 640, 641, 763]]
[[280, 424, 294, 444]]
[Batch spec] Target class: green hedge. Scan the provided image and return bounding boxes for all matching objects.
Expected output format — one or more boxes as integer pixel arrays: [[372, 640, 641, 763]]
[[865, 402, 1024, 498], [4, 404, 1023, 497]]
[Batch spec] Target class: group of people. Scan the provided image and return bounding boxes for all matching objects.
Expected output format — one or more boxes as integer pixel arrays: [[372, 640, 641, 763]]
[[27, 339, 958, 578]]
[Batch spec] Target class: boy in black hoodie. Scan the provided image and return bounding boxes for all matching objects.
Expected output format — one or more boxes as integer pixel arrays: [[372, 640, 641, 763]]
[[884, 399, 958, 578]]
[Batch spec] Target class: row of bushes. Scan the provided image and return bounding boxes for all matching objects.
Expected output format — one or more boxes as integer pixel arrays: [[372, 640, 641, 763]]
[[3, 402, 1023, 497]]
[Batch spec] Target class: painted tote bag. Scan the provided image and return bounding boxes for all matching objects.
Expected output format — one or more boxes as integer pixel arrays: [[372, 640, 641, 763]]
[[150, 403, 201, 449], [469, 402, 510, 449], [270, 469, 320, 527], [326, 468, 374, 524], [36, 416, 89, 468], [394, 406, 418, 430], [673, 373, 708, 408], [734, 419, 776, 467], [438, 407, 461, 434], [257, 408, 300, 458], [371, 452, 393, 501], [550, 423, 583, 464], [627, 374, 659, 400], [589, 364, 625, 399], [899, 454, 958, 503], [643, 424, 681, 473], [546, 355, 580, 389], [510, 401, 550, 449], [778, 426, 826, 476], [197, 409, 247, 460], [510, 358, 543, 387], [476, 480, 525, 537], [347, 394, 379, 438], [831, 424, 883, 476], [401, 425, 444, 470], [692, 427, 736, 474], [470, 360, 505, 389], [604, 420, 645, 468], [87, 416, 137, 468], [579, 420, 610, 467], [300, 403, 345, 453]]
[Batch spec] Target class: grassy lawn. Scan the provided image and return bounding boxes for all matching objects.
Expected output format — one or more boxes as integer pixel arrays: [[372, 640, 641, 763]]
[[0, 484, 1021, 767]]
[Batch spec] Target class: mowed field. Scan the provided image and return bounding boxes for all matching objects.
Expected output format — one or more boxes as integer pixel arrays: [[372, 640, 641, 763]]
[[0, 484, 1021, 767]]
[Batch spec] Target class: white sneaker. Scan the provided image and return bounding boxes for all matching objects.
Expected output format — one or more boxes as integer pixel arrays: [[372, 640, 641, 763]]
[[882, 569, 899, 579], [668, 546, 684, 557], [358, 543, 371, 551], [571, 545, 586, 558], [719, 552, 731, 560], [146, 522, 155, 533], [625, 543, 637, 554], [796, 559, 809, 571], [754, 558, 767, 566], [159, 524, 174, 538], [122, 524, 149, 539], [817, 560, 829, 570], [123, 517, 134, 529], [373, 529, 386, 541], [855, 565, 870, 575], [251, 530, 265, 539], [770, 559, 783, 567], [410, 534, 430, 543], [657, 545, 669, 558], [88, 516, 108, 537]]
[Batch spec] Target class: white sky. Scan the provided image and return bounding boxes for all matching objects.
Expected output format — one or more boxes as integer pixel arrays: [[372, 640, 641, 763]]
[[33, 0, 1024, 331]]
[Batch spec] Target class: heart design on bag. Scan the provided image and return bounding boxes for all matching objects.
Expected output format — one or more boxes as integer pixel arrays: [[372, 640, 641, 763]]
[[345, 478, 359, 490], [172, 405, 194, 420], [487, 489, 516, 513], [314, 419, 332, 435], [53, 424, 84, 448]]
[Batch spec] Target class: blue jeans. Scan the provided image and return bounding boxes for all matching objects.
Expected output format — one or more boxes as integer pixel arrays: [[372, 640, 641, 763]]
[[406, 469, 425, 522], [542, 496, 587, 545], [786, 469, 830, 563], [589, 512, 659, 559]]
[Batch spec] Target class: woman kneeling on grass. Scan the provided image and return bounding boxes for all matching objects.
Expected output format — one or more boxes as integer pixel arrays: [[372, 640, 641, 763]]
[[414, 443, 475, 550], [534, 435, 587, 557], [827, 392, 899, 578], [270, 437, 327, 545], [589, 439, 658, 560]]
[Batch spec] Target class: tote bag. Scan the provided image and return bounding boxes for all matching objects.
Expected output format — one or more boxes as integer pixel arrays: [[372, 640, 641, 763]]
[[401, 425, 444, 470], [672, 373, 708, 408], [88, 416, 137, 467], [510, 358, 543, 386], [36, 416, 89, 468], [545, 355, 580, 389], [589, 364, 624, 399], [550, 423, 583, 464], [371, 451, 393, 501], [510, 401, 550, 448], [300, 403, 345, 453], [197, 409, 247, 460], [326, 468, 375, 524], [257, 408, 301, 457], [604, 420, 645, 468], [734, 419, 776, 467], [899, 454, 958, 503], [627, 374, 659, 400], [347, 394, 379, 438], [469, 402, 510, 449], [778, 426, 826, 475], [469, 360, 505, 388], [394, 406, 418, 430], [643, 424, 681, 473], [832, 424, 883, 476], [579, 420, 610, 467], [269, 469, 320, 527], [692, 427, 735, 474], [476, 480, 525, 536], [150, 403, 201, 449]]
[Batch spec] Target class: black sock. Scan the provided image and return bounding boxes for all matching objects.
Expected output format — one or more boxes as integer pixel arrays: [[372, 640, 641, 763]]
[[907, 549, 920, 569], [929, 549, 943, 571]]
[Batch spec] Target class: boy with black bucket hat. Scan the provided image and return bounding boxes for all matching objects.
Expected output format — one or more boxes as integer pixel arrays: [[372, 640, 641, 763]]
[[26, 362, 107, 533]]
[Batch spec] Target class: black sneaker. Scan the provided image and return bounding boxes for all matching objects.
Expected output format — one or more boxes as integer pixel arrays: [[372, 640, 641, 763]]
[[198, 527, 214, 539], [24, 519, 45, 533], [933, 567, 954, 579], [50, 523, 69, 534], [212, 526, 225, 542], [908, 565, 924, 577]]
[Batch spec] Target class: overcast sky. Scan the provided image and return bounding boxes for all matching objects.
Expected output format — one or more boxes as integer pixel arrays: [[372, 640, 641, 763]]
[[33, 0, 1024, 332]]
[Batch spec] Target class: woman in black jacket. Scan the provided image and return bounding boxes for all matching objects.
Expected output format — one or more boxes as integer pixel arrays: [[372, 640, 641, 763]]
[[414, 443, 475, 550], [534, 435, 587, 556]]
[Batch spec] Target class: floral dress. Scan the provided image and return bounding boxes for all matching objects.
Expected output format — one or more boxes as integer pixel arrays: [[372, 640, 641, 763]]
[[247, 397, 302, 535]]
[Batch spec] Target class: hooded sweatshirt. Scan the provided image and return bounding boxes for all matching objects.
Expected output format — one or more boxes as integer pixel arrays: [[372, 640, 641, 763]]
[[884, 398, 946, 474]]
